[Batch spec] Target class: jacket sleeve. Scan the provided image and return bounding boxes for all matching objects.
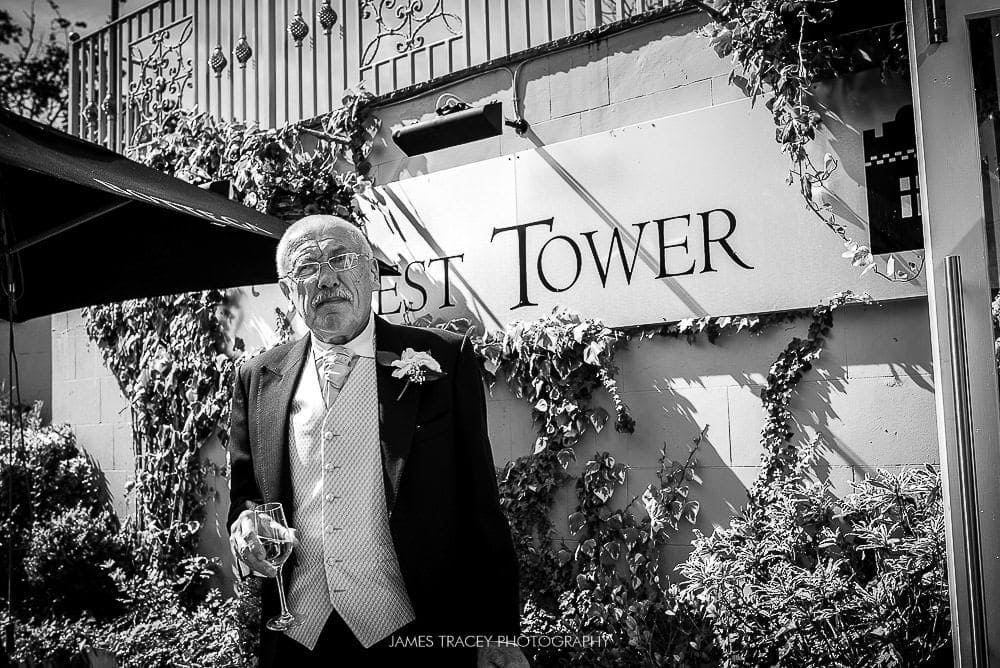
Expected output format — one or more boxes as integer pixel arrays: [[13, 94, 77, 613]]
[[452, 333, 522, 637], [227, 363, 263, 532]]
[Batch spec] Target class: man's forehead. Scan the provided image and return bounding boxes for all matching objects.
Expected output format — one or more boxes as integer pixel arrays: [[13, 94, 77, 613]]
[[288, 231, 360, 255]]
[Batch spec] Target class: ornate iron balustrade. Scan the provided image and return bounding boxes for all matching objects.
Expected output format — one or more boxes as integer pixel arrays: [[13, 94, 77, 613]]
[[70, 0, 680, 149]]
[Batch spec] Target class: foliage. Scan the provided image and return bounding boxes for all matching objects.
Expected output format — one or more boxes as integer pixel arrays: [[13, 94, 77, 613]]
[[126, 89, 380, 223], [83, 291, 236, 586], [0, 398, 121, 617], [478, 309, 717, 666], [477, 309, 636, 635], [680, 450, 950, 666], [754, 290, 867, 499], [7, 573, 260, 668], [0, 1, 86, 126], [621, 309, 809, 344], [51, 89, 380, 665], [703, 0, 916, 280], [532, 440, 718, 667], [678, 293, 951, 667], [478, 308, 635, 456], [0, 393, 258, 666]]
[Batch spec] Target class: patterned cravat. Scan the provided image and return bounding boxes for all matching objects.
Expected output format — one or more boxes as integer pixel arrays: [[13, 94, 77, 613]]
[[317, 345, 355, 407]]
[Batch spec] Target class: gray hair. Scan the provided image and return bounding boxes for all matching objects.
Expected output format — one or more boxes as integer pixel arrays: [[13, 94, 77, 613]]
[[275, 215, 373, 277]]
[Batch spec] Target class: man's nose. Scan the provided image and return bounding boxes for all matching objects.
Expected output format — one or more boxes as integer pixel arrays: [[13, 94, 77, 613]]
[[315, 261, 340, 290]]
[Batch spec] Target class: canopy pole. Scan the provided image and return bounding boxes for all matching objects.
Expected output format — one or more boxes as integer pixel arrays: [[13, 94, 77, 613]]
[[8, 200, 131, 255]]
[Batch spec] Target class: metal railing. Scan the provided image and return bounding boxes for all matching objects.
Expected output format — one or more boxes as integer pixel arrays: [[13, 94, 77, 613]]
[[69, 0, 679, 150]]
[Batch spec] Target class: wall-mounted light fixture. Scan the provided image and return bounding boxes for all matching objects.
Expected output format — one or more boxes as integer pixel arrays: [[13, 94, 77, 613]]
[[392, 99, 504, 156]]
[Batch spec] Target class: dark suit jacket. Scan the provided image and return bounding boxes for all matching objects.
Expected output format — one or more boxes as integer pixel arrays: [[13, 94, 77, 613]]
[[227, 315, 521, 645]]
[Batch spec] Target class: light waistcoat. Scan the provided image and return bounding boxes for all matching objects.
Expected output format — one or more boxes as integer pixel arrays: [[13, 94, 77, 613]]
[[282, 337, 415, 650]]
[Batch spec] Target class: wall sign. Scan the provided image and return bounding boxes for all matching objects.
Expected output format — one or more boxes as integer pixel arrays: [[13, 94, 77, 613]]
[[359, 89, 925, 329]]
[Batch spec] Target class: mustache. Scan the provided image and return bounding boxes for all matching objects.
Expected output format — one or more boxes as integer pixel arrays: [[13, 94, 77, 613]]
[[311, 289, 353, 307]]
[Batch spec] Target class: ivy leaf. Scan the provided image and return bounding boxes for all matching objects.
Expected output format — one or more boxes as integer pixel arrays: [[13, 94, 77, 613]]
[[583, 341, 604, 366], [556, 448, 576, 469]]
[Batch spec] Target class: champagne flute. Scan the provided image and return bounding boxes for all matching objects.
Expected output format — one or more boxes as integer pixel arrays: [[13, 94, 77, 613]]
[[254, 501, 301, 631]]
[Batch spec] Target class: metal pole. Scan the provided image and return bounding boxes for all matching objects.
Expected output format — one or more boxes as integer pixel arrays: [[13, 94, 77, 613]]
[[944, 255, 989, 668]]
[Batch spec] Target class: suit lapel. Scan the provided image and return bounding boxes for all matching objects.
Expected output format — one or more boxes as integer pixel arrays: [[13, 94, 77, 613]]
[[258, 333, 310, 526], [374, 316, 419, 515]]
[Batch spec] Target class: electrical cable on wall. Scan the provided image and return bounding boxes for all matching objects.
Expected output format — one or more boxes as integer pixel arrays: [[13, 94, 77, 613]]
[[0, 173, 26, 664]]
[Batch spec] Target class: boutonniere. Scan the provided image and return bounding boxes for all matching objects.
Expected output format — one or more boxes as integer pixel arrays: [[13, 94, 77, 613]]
[[376, 348, 446, 400]]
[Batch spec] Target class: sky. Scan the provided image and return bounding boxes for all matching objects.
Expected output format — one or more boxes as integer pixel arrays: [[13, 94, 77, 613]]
[[1, 0, 113, 52]]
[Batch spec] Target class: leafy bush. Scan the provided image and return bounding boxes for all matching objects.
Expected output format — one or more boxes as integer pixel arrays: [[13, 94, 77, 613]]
[[679, 441, 951, 667], [0, 400, 122, 616], [7, 573, 260, 668], [22, 504, 122, 615], [0, 397, 259, 666]]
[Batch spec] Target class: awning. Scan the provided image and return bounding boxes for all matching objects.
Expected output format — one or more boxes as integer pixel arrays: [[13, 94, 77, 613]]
[[0, 108, 287, 322]]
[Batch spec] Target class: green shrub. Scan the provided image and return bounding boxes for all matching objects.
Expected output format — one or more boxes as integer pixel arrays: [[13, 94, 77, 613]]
[[0, 397, 259, 666], [7, 573, 260, 668], [22, 504, 122, 615], [679, 441, 951, 667], [0, 400, 122, 616]]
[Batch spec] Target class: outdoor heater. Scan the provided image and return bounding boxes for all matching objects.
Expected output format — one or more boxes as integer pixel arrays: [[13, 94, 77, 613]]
[[392, 100, 504, 156]]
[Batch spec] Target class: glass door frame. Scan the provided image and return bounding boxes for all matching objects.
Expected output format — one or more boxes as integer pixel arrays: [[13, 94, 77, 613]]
[[907, 1, 1000, 665]]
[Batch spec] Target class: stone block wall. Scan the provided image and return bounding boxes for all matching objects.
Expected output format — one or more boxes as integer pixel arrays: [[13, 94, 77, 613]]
[[50, 310, 133, 517]]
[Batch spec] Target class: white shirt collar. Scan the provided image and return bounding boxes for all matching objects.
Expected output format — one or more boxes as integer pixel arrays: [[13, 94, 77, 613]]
[[310, 310, 376, 360]]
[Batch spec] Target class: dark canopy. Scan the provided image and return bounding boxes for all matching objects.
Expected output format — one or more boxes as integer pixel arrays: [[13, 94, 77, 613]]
[[0, 108, 287, 322]]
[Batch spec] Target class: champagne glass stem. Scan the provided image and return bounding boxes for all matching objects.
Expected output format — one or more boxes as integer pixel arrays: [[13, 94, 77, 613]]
[[276, 567, 291, 616]]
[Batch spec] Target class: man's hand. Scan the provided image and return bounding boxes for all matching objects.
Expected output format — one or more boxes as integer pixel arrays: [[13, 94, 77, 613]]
[[477, 644, 529, 667], [228, 509, 299, 578]]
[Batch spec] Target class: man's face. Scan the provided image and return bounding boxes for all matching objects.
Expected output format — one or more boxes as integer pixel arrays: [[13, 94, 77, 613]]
[[278, 222, 378, 343]]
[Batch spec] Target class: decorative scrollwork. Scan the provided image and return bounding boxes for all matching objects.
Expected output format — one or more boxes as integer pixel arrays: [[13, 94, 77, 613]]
[[127, 18, 194, 133], [360, 0, 462, 68]]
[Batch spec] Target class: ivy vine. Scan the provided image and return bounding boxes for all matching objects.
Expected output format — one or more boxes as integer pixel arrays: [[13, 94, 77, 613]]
[[127, 88, 380, 223], [83, 291, 236, 586], [703, 0, 915, 280]]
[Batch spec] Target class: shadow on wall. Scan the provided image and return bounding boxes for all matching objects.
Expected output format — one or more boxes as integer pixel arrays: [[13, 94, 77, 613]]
[[372, 11, 721, 182], [535, 299, 936, 578]]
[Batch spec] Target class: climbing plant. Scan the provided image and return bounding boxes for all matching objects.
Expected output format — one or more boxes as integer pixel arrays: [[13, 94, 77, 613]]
[[702, 0, 914, 280], [83, 291, 235, 584], [469, 308, 718, 665], [127, 88, 380, 223]]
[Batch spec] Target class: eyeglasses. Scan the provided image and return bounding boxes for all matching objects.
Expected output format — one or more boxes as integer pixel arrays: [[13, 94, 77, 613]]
[[282, 252, 369, 283]]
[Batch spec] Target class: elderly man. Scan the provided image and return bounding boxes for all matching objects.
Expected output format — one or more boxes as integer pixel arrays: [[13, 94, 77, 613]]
[[228, 215, 526, 667]]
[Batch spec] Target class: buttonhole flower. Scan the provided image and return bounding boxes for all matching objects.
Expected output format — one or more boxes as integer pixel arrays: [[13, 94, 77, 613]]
[[376, 348, 445, 400]]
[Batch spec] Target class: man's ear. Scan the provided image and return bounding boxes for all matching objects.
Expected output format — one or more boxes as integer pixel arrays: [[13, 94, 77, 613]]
[[278, 278, 294, 304], [368, 256, 379, 289]]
